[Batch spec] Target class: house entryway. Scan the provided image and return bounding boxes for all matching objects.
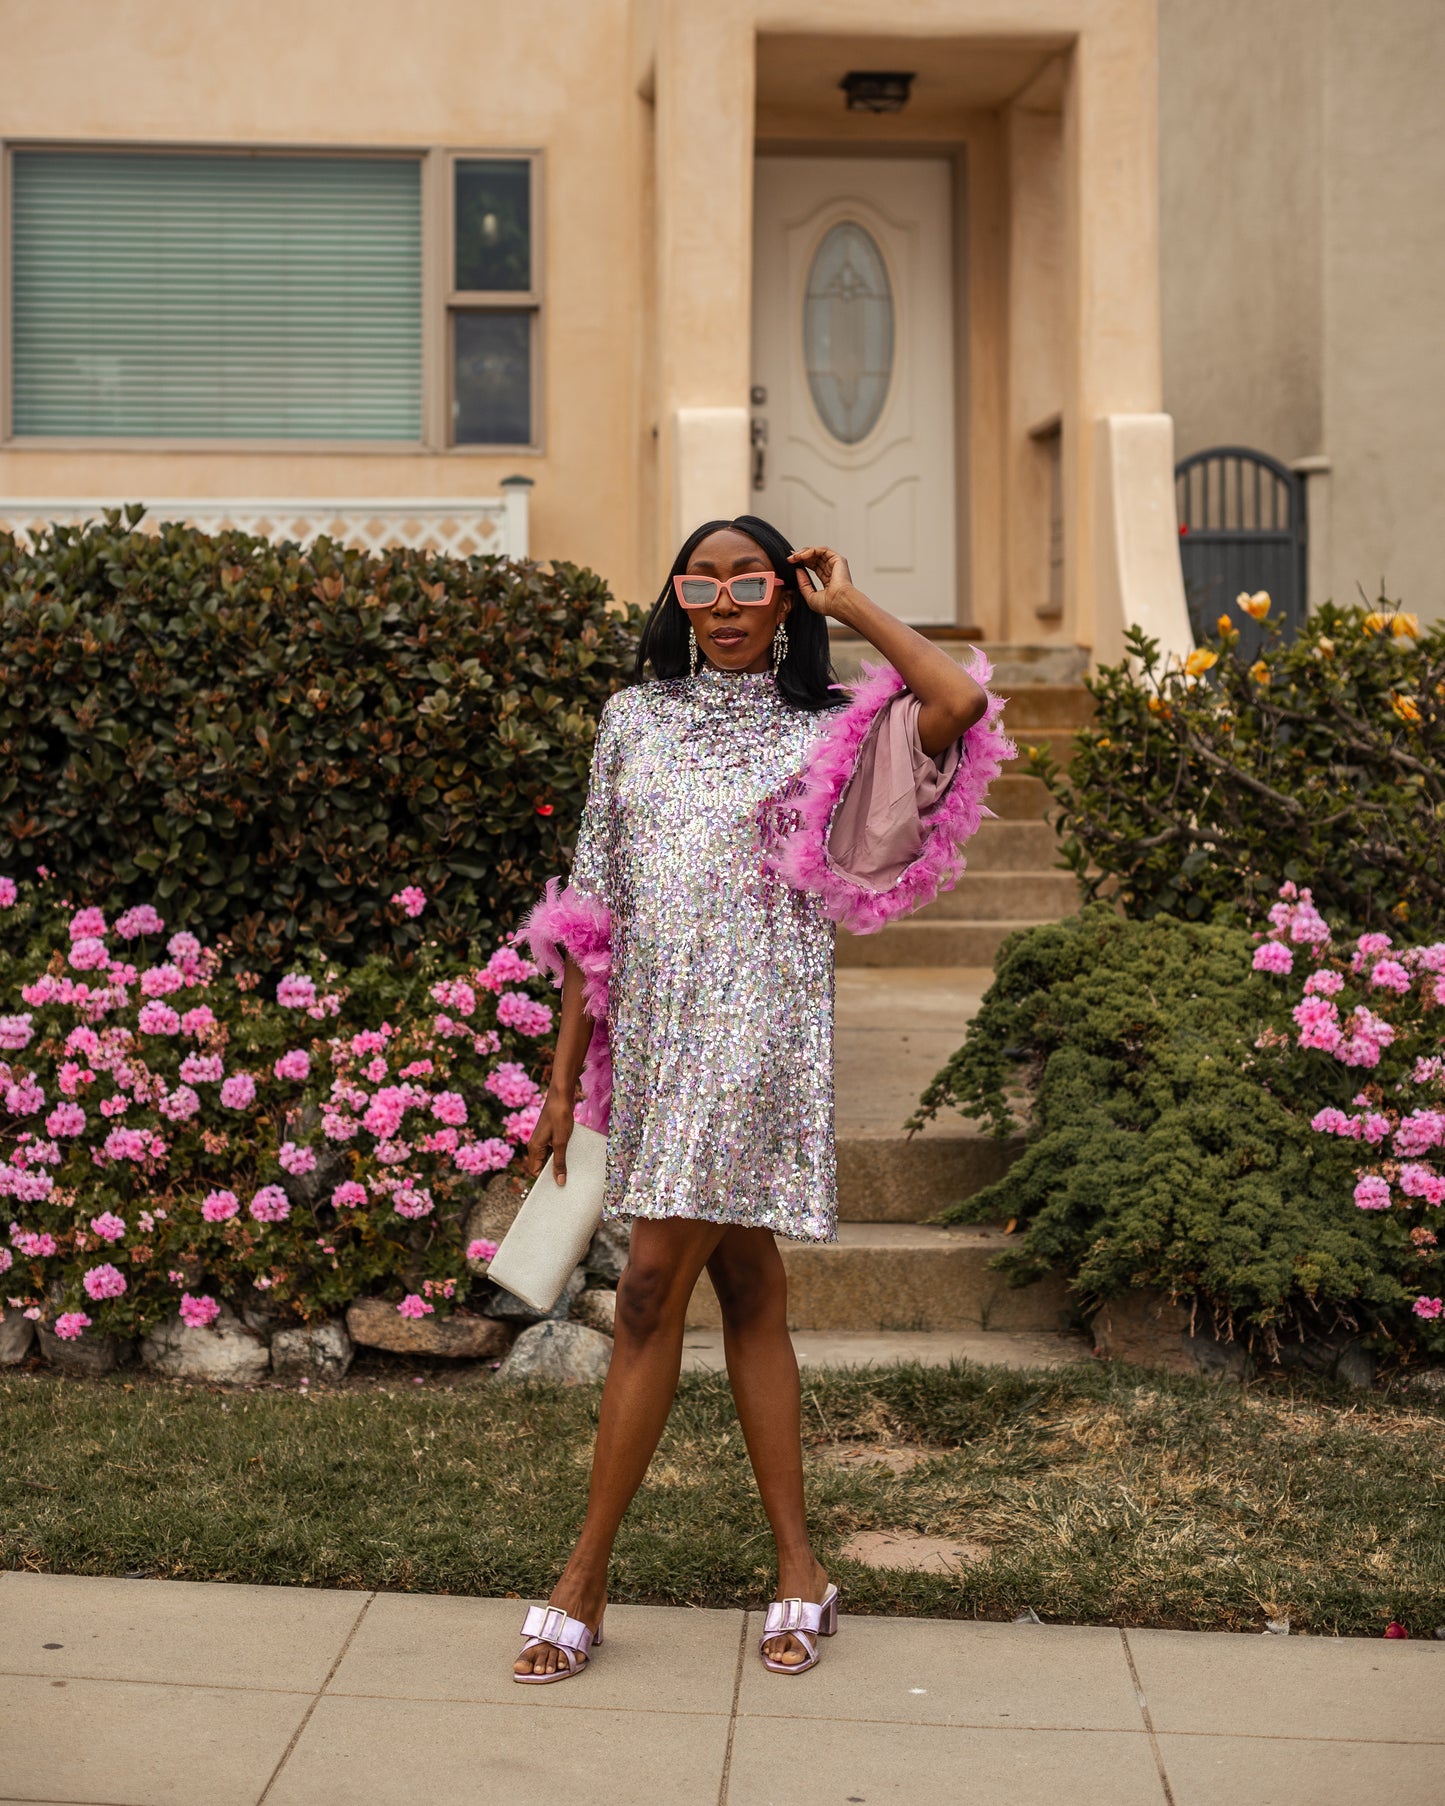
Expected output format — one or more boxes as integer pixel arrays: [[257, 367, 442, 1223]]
[[750, 156, 958, 624]]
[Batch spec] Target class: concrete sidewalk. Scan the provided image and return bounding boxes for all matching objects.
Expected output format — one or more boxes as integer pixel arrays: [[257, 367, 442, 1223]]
[[1, 1571, 1438, 1806]]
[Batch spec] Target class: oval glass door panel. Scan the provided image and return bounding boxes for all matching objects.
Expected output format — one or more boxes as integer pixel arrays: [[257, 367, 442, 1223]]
[[803, 222, 894, 445]]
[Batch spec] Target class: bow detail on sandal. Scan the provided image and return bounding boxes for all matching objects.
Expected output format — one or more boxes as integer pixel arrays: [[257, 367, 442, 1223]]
[[759, 1583, 840, 1675], [514, 1603, 603, 1685]]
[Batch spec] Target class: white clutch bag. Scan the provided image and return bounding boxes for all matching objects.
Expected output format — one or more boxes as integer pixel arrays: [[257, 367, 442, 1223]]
[[486, 1121, 609, 1314]]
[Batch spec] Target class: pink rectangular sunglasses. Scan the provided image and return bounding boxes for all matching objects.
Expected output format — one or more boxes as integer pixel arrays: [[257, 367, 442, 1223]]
[[672, 572, 783, 609]]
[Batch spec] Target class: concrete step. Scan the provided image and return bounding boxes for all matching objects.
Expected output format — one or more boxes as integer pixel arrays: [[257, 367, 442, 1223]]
[[915, 870, 1080, 923], [684, 1222, 1070, 1333], [680, 1325, 1090, 1372], [829, 639, 1090, 688], [837, 918, 1054, 967], [965, 820, 1066, 872], [989, 774, 1055, 820], [838, 1130, 1021, 1220], [997, 683, 1096, 730], [999, 727, 1080, 770]]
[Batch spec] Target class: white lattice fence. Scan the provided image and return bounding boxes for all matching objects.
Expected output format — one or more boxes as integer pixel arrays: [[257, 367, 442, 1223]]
[[0, 483, 532, 561]]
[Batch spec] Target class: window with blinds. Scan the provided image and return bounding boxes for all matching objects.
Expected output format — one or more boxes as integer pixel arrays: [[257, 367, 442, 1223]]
[[10, 151, 423, 440]]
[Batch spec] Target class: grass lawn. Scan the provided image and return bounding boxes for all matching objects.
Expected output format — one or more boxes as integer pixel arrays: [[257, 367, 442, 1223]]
[[4, 1359, 1443, 1638]]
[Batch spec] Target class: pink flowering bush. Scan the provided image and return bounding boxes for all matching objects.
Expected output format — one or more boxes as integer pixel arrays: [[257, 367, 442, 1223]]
[[0, 879, 557, 1345], [1250, 882, 1445, 1347]]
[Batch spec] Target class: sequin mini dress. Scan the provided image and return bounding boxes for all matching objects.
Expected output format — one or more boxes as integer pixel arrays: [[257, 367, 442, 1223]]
[[525, 659, 1012, 1246]]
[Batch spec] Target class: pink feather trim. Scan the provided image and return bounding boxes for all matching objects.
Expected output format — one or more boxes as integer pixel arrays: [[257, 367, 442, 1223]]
[[758, 657, 1015, 935], [521, 878, 614, 1132]]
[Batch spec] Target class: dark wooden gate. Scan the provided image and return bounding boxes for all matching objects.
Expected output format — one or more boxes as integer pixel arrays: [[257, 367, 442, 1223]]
[[1174, 446, 1307, 657]]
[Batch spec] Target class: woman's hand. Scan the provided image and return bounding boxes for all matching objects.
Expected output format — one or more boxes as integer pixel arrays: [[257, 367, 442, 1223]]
[[523, 1091, 575, 1188], [787, 545, 859, 619]]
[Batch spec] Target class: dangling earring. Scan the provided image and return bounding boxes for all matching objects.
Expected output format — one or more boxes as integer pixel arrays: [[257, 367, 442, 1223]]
[[772, 618, 789, 671], [688, 622, 699, 676]]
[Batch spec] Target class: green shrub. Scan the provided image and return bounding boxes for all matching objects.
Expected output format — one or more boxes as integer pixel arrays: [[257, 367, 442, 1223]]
[[0, 509, 643, 968], [908, 906, 1436, 1355], [1034, 601, 1444, 935]]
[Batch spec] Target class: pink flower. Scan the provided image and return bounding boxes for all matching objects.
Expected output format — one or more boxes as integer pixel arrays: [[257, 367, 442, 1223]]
[[140, 963, 185, 998], [322, 1113, 357, 1142], [277, 974, 318, 1009], [1361, 1113, 1392, 1146], [90, 1212, 127, 1243], [1292, 996, 1342, 1053], [0, 1014, 34, 1052], [249, 1185, 291, 1223], [159, 1084, 200, 1122], [274, 1049, 311, 1082], [392, 1185, 434, 1219], [1400, 1164, 1445, 1206], [69, 907, 108, 941], [220, 1073, 257, 1109], [376, 1139, 412, 1165], [6, 1080, 45, 1116], [1369, 959, 1412, 994], [473, 1030, 502, 1057], [82, 1262, 127, 1300], [365, 1056, 389, 1083], [422, 1127, 460, 1154], [497, 991, 553, 1037], [454, 1137, 514, 1174], [11, 1228, 58, 1256], [0, 877, 16, 908], [1302, 968, 1345, 997], [396, 1293, 434, 1318], [1339, 1007, 1397, 1069], [1252, 942, 1294, 975], [486, 946, 538, 988], [46, 1102, 86, 1138], [1310, 1107, 1357, 1138], [0, 1246, 10, 1273], [179, 1292, 221, 1330], [180, 1006, 217, 1037], [430, 1090, 468, 1127], [68, 937, 109, 972], [114, 905, 165, 939], [53, 1310, 91, 1339], [429, 977, 477, 1014], [179, 1053, 224, 1085], [1412, 1296, 1443, 1321], [393, 886, 427, 918], [1353, 1175, 1392, 1212], [484, 1061, 541, 1109], [1395, 1111, 1445, 1157], [332, 1180, 367, 1208], [503, 1101, 543, 1143], [278, 1142, 317, 1175], [202, 1189, 240, 1222], [467, 1237, 499, 1263], [138, 1000, 181, 1036]]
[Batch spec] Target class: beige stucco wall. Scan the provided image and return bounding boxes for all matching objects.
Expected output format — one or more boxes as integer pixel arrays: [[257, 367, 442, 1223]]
[[1161, 0, 1445, 623], [0, 0, 653, 600]]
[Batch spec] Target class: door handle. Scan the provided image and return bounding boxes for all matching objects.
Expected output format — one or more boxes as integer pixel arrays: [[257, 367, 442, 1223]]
[[750, 418, 768, 492]]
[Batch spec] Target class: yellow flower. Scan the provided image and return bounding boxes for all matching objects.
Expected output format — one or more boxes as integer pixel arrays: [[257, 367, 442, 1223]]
[[1363, 611, 1389, 635], [1315, 637, 1335, 659], [1391, 692, 1422, 724], [1147, 694, 1172, 720], [1391, 612, 1420, 639], [1237, 591, 1271, 622], [1248, 660, 1271, 685], [1184, 648, 1218, 678], [1215, 614, 1239, 639]]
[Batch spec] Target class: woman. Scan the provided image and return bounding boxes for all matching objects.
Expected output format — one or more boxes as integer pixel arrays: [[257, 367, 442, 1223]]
[[514, 515, 1010, 1682]]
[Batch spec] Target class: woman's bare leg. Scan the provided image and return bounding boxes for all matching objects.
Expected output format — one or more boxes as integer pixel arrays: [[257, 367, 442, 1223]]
[[705, 1228, 829, 1668], [514, 1218, 724, 1676]]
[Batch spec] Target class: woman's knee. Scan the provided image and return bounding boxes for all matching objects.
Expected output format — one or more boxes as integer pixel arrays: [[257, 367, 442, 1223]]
[[614, 1258, 686, 1339]]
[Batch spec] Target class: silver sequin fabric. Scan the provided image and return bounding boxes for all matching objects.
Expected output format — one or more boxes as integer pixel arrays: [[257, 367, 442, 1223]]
[[568, 665, 839, 1243]]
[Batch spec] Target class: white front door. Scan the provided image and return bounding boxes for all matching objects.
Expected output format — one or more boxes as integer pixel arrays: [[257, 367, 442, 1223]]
[[751, 156, 957, 624]]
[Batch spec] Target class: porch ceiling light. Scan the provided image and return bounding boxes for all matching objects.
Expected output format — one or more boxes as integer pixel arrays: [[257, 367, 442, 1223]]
[[839, 70, 915, 114]]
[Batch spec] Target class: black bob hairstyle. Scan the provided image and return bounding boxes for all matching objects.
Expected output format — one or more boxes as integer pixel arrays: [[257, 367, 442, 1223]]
[[633, 514, 846, 713]]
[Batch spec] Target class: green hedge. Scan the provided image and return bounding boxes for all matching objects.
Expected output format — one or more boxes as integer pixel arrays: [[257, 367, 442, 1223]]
[[1034, 602, 1445, 935], [908, 907, 1432, 1356], [0, 509, 643, 967]]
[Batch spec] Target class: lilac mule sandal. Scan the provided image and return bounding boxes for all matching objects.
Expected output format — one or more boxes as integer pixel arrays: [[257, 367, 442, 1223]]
[[514, 1603, 604, 1684], [759, 1583, 840, 1675]]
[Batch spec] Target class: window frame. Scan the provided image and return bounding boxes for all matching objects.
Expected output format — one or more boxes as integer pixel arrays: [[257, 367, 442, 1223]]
[[0, 139, 544, 455], [440, 149, 544, 454]]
